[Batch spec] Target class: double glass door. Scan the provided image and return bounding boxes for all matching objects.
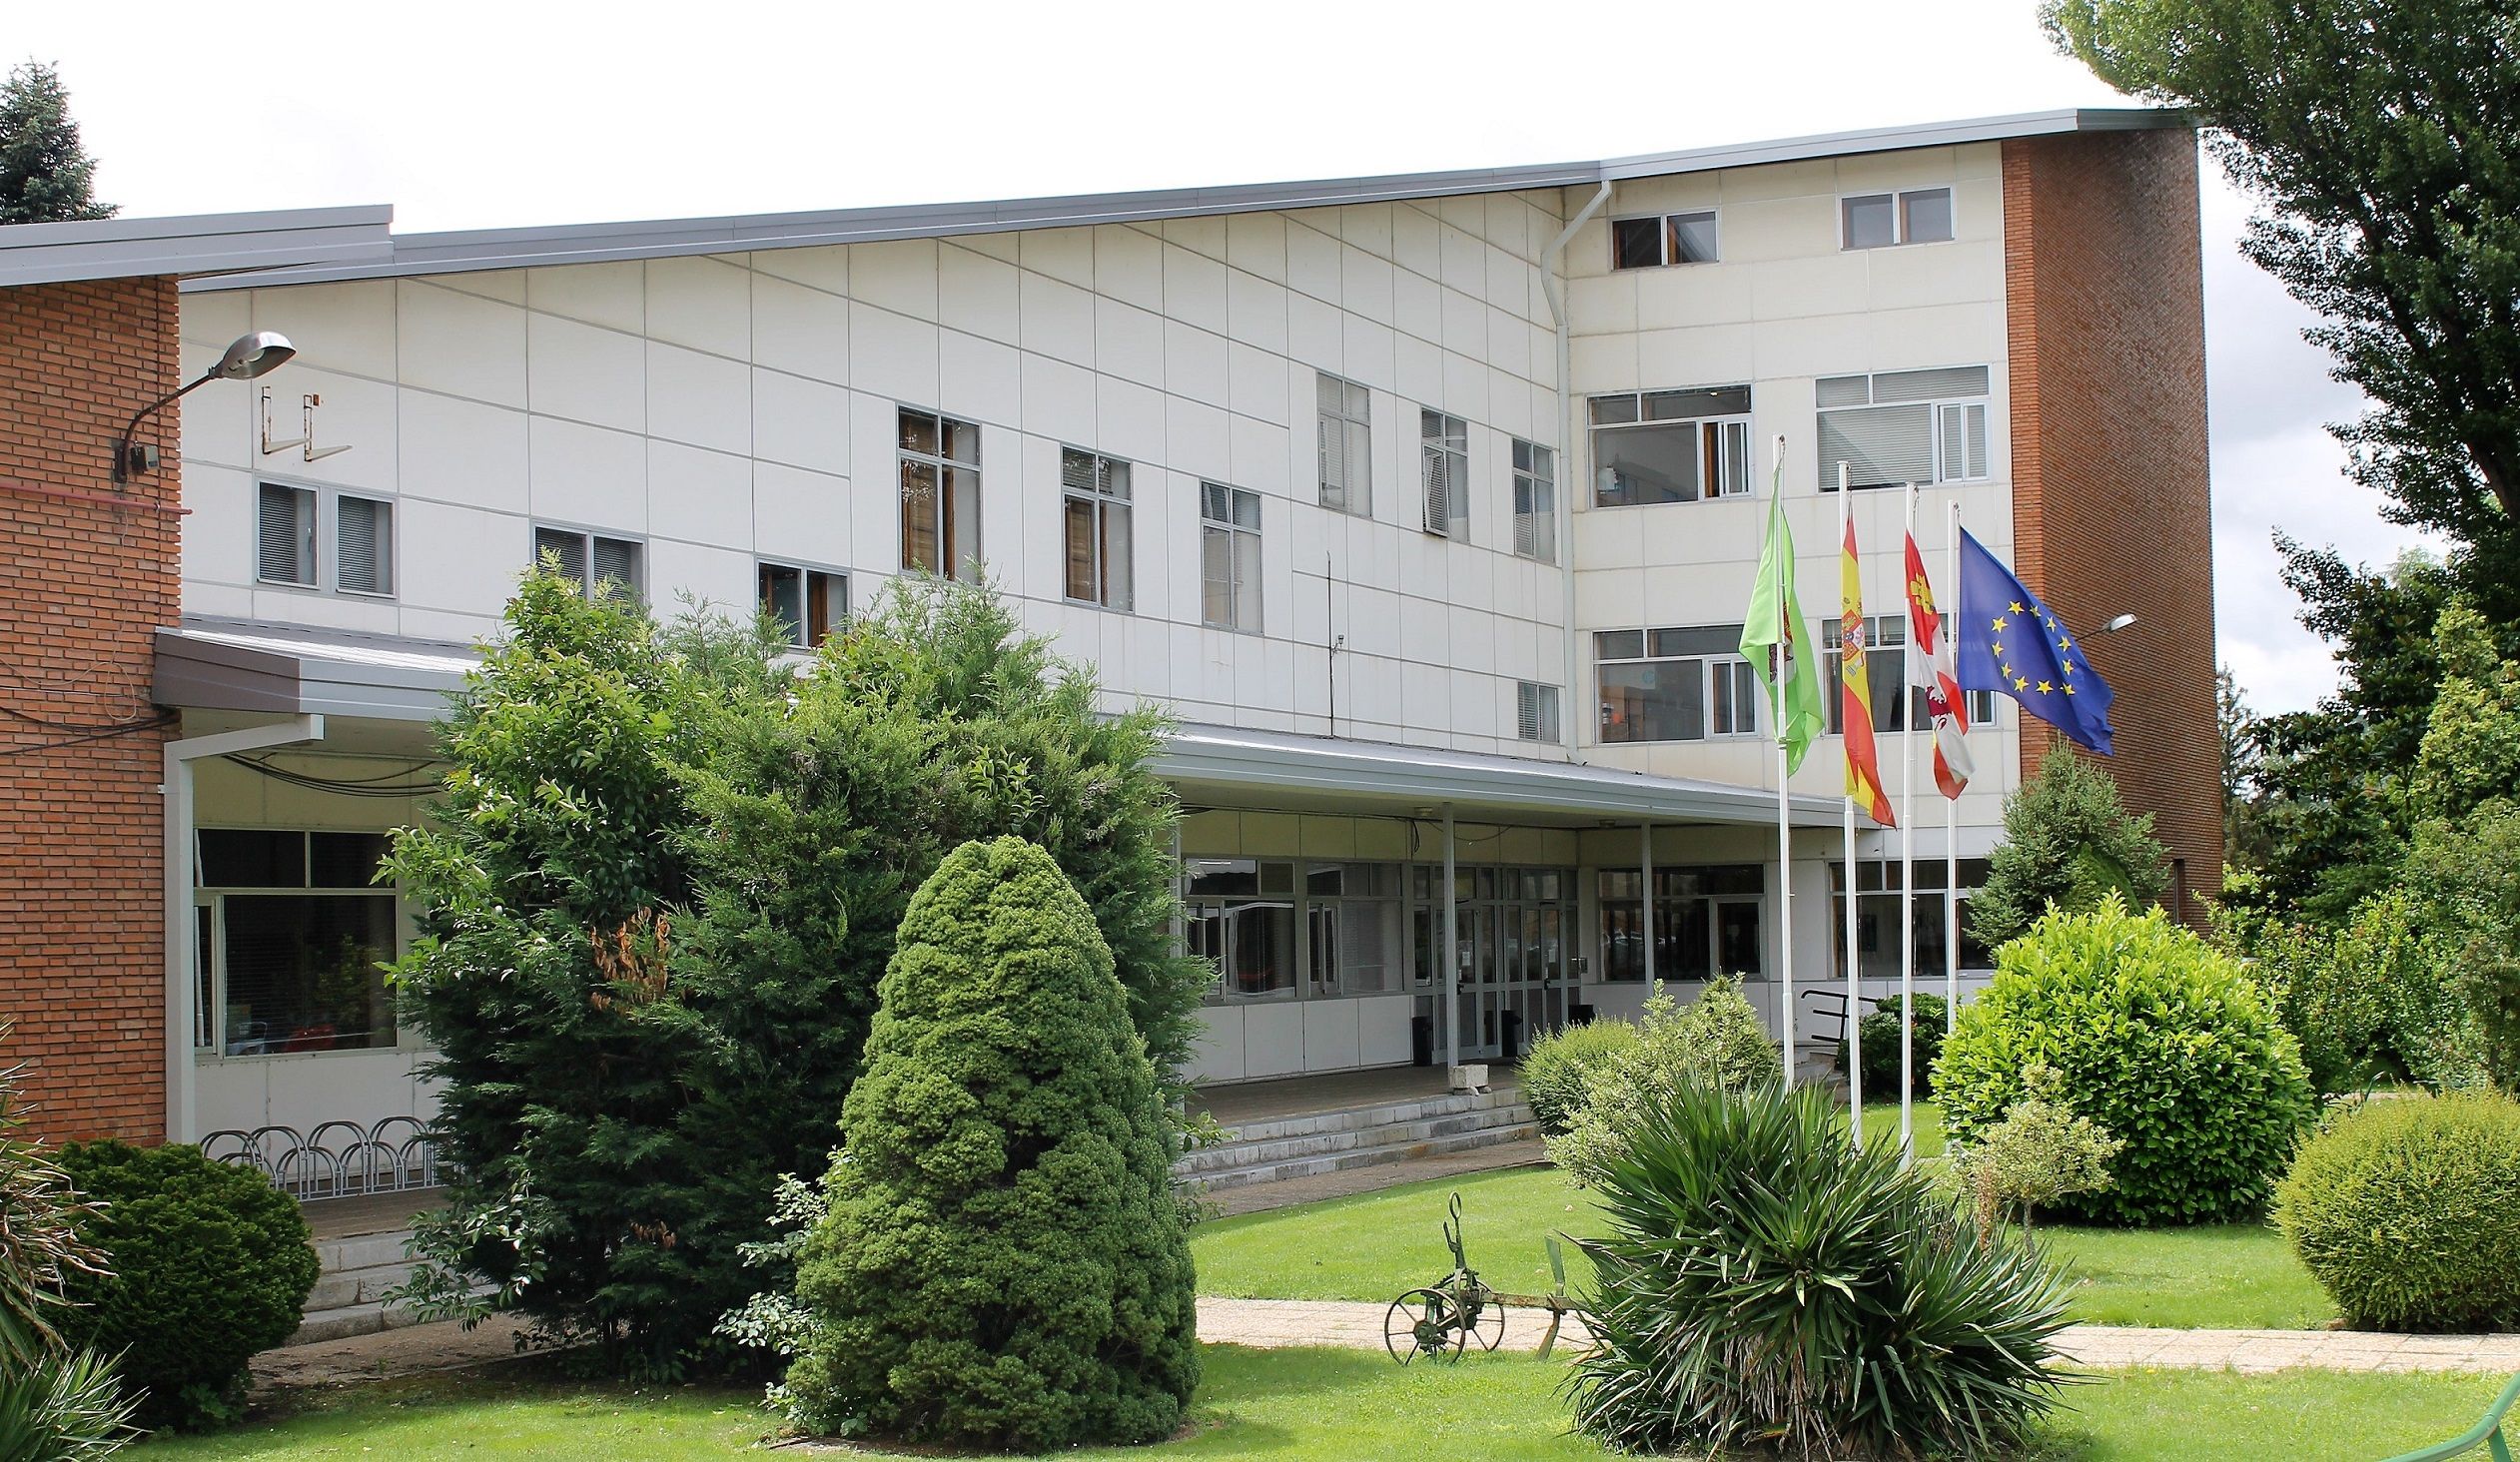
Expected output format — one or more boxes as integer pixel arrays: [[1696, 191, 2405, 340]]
[[1411, 867, 1574, 1062]]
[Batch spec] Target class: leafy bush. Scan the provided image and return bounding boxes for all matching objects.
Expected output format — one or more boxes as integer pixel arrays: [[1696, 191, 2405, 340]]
[[56, 1141, 316, 1430], [0, 1054, 132, 1458], [1836, 992, 1949, 1099], [390, 573, 1205, 1374], [1952, 1062, 2124, 1235], [1567, 1082, 2074, 1459], [1518, 1020, 1639, 1136], [1548, 979, 1781, 1187], [2220, 888, 2485, 1095], [785, 839, 1199, 1449], [2401, 802, 2520, 1094], [2274, 1092, 2520, 1331], [1969, 754, 2169, 949], [1936, 896, 2314, 1225]]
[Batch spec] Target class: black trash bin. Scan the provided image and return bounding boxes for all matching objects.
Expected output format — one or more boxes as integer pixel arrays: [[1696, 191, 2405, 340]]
[[1410, 1015, 1434, 1067], [1500, 1010, 1524, 1063]]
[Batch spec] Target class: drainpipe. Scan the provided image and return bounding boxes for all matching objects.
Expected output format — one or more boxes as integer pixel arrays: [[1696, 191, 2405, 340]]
[[1541, 179, 1613, 760], [164, 714, 325, 1144]]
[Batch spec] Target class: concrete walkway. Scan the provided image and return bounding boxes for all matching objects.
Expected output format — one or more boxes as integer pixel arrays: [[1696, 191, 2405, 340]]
[[1194, 1297, 2520, 1374]]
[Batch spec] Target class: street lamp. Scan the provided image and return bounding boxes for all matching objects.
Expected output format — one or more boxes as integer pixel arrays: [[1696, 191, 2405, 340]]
[[112, 331, 296, 483], [2098, 613, 2138, 634]]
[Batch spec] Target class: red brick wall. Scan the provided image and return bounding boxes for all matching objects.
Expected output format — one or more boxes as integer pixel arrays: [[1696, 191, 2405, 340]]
[[2003, 129, 2221, 925], [0, 276, 182, 1142]]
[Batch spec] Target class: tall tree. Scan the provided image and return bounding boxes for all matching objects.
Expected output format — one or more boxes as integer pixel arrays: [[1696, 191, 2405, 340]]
[[1968, 753, 2170, 949], [2217, 666, 2272, 872], [2045, 0, 2520, 617], [0, 62, 111, 225]]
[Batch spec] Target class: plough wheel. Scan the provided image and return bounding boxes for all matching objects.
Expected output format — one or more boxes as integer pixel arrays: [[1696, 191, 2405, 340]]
[[1383, 1286, 1468, 1365]]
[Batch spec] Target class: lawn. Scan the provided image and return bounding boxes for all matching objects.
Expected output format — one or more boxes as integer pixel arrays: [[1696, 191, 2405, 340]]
[[1191, 1103, 2338, 1330], [142, 1349, 2508, 1460]]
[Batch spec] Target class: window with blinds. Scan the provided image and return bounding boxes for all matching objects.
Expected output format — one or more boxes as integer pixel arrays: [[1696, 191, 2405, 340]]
[[1588, 387, 1752, 507], [1317, 374, 1371, 516], [758, 562, 847, 648], [899, 407, 982, 581], [257, 484, 316, 587], [336, 495, 393, 596], [1817, 366, 1991, 490], [1515, 682, 1560, 743], [533, 525, 644, 602], [1511, 439, 1555, 562], [1200, 481, 1261, 633], [1419, 410, 1468, 537], [1060, 447, 1134, 611]]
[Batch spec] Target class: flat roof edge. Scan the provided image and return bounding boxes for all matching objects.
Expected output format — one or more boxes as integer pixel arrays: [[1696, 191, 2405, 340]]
[[0, 205, 395, 289]]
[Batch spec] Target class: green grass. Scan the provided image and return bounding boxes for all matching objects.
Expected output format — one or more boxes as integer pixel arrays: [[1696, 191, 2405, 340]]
[[139, 1350, 2512, 1460], [1192, 1103, 2336, 1330]]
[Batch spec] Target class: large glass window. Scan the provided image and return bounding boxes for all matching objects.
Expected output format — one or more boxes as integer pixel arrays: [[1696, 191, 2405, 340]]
[[898, 407, 980, 581], [1511, 439, 1555, 562], [1060, 448, 1133, 610], [1831, 858, 1994, 980], [1589, 387, 1752, 507], [1304, 863, 1403, 996], [1595, 626, 1759, 743], [1185, 859, 1296, 1001], [1317, 373, 1371, 515], [1817, 366, 1991, 491], [1823, 614, 1999, 731], [1200, 481, 1262, 633], [1598, 865, 1767, 982], [195, 830, 398, 1057]]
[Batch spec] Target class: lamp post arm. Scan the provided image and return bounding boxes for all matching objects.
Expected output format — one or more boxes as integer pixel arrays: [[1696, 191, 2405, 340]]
[[112, 368, 219, 484]]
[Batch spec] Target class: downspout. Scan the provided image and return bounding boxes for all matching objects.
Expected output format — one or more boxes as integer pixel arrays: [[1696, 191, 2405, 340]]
[[1541, 180, 1613, 761], [164, 713, 325, 1144]]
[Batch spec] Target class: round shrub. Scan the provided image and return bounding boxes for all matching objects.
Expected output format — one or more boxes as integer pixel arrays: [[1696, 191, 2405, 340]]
[[1568, 1082, 2073, 1459], [786, 838, 1198, 1450], [1518, 1019, 1638, 1136], [1837, 992, 1949, 1099], [2273, 1093, 2520, 1331], [56, 1140, 318, 1430], [1935, 896, 2314, 1226], [1546, 979, 1783, 1188]]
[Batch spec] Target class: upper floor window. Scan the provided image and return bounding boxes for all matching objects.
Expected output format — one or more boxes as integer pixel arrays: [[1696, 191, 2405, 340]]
[[1317, 374, 1371, 516], [1200, 481, 1262, 633], [1516, 681, 1561, 743], [1589, 387, 1752, 507], [1510, 439, 1556, 563], [758, 562, 847, 649], [1843, 187, 1954, 250], [899, 407, 980, 581], [1420, 410, 1468, 538], [1595, 625, 1760, 744], [1822, 613, 1999, 732], [257, 482, 395, 599], [1611, 210, 1719, 269], [533, 524, 643, 603], [1817, 366, 1991, 491], [1061, 448, 1135, 611]]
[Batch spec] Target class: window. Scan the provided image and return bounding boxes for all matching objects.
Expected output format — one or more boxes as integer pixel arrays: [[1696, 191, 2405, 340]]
[[1595, 626, 1760, 743], [1184, 858, 1296, 1001], [1611, 210, 1719, 269], [1303, 862, 1403, 996], [1419, 410, 1468, 537], [1843, 187, 1955, 249], [757, 562, 846, 648], [1817, 366, 1992, 490], [1822, 614, 1999, 732], [533, 525, 643, 601], [1515, 682, 1560, 743], [1200, 481, 1262, 633], [1510, 439, 1555, 562], [1317, 374, 1371, 515], [1831, 858, 1994, 980], [1060, 448, 1133, 610], [257, 483, 393, 597], [1588, 387, 1752, 506], [1598, 865, 1766, 982], [898, 406, 980, 581], [194, 829, 398, 1057]]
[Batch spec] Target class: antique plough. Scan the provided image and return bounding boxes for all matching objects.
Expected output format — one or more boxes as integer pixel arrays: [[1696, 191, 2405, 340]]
[[1381, 1192, 1581, 1364]]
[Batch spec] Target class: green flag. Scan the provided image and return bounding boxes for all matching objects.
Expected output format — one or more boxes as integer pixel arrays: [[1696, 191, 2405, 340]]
[[1739, 464, 1826, 773]]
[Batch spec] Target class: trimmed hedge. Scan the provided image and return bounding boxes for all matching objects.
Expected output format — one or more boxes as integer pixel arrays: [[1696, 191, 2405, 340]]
[[2274, 1093, 2520, 1332], [1935, 897, 2314, 1225], [1838, 993, 1949, 1099], [56, 1141, 318, 1430], [1519, 1020, 1639, 1137]]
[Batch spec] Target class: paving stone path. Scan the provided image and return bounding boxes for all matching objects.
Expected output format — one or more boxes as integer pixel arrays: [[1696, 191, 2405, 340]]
[[1194, 1297, 2520, 1375]]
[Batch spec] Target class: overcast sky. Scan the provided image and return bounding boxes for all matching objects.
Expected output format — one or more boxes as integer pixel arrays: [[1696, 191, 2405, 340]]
[[20, 0, 2435, 715]]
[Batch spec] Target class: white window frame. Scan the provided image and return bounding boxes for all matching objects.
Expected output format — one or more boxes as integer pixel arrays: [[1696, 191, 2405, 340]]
[[1822, 613, 2000, 732], [1593, 627, 1763, 744], [756, 560, 848, 649], [1840, 187, 1957, 250], [1419, 409, 1469, 538], [1817, 366, 1994, 491], [531, 522, 646, 602], [255, 479, 397, 600], [1316, 373, 1372, 517], [191, 827, 404, 1059], [1587, 388, 1754, 507], [1200, 481, 1263, 634], [1060, 447, 1134, 612], [1609, 209, 1720, 270], [898, 405, 982, 582], [1510, 438, 1556, 563], [1515, 681, 1560, 743]]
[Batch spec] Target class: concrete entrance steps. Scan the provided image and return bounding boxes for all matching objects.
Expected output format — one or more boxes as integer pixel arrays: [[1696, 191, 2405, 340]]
[[1180, 1085, 1538, 1193], [295, 1226, 430, 1345]]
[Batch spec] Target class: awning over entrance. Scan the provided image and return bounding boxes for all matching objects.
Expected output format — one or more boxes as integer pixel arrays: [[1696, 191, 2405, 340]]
[[155, 620, 471, 722]]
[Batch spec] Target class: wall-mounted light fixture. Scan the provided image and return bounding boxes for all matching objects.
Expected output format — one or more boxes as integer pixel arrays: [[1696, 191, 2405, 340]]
[[113, 331, 297, 483], [2098, 613, 2139, 634]]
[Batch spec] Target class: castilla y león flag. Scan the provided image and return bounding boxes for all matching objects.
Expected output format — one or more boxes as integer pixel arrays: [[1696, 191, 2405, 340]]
[[1840, 520, 1895, 826], [1904, 531, 1977, 797]]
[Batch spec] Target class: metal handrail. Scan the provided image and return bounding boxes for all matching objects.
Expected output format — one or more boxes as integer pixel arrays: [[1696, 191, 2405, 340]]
[[2381, 1372, 2520, 1462]]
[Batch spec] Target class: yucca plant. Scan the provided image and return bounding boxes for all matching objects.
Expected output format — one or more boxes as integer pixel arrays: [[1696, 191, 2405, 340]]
[[1566, 1081, 2077, 1459], [0, 1349, 137, 1462], [0, 1048, 134, 1459]]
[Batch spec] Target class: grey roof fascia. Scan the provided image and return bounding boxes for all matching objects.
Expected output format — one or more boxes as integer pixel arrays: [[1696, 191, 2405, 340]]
[[1597, 107, 2189, 182], [0, 205, 394, 289], [154, 623, 471, 723]]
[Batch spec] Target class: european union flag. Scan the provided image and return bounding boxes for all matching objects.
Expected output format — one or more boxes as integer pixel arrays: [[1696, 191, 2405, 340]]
[[1955, 528, 2115, 755]]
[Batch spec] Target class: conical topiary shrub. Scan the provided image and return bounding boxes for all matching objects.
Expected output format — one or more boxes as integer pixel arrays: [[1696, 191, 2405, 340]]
[[785, 837, 1199, 1449]]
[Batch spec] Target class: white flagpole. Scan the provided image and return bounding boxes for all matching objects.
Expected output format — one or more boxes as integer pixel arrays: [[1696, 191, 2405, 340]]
[[1899, 480, 1918, 1166], [1946, 497, 1962, 1038], [1774, 434, 1796, 1093], [1839, 462, 1861, 1143]]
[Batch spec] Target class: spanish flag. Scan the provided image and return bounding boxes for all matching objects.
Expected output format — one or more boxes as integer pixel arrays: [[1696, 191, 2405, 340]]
[[1840, 520, 1895, 827]]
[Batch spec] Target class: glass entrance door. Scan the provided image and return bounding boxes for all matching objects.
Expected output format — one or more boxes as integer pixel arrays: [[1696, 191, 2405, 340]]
[[1417, 867, 1573, 1063]]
